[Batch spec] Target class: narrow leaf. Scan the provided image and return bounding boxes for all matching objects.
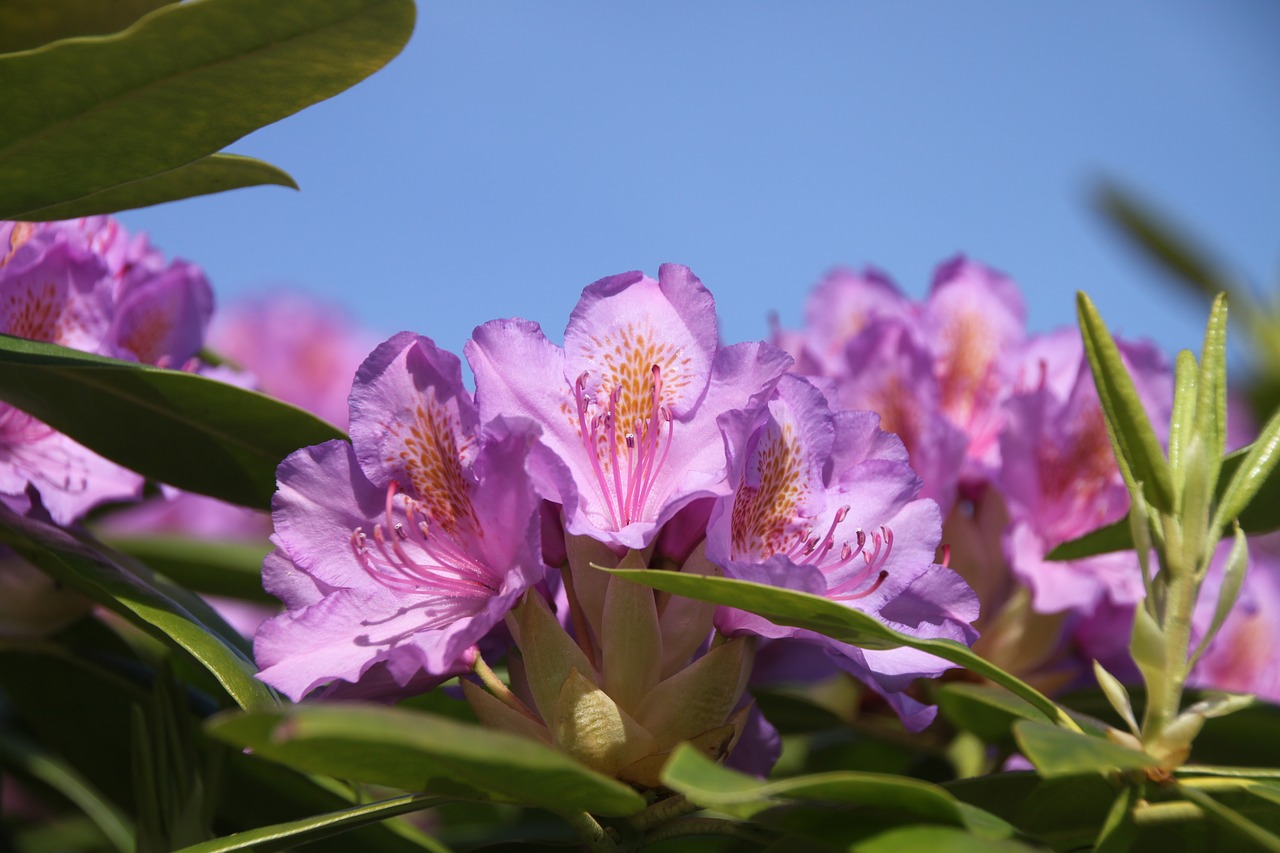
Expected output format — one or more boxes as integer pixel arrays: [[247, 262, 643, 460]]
[[1077, 292, 1175, 512], [1096, 182, 1247, 307], [1094, 785, 1138, 853], [935, 683, 1051, 743], [0, 731, 136, 853], [604, 567, 1080, 732], [0, 334, 345, 509], [0, 0, 415, 217], [1092, 661, 1140, 738], [1168, 350, 1198, 490], [102, 534, 273, 602], [173, 794, 446, 853], [660, 743, 1013, 838], [1178, 784, 1280, 853], [1012, 720, 1159, 778], [1213, 405, 1280, 536], [1195, 294, 1229, 489], [207, 704, 646, 818], [0, 502, 275, 711], [14, 153, 297, 221], [1189, 525, 1248, 669], [0, 0, 175, 53]]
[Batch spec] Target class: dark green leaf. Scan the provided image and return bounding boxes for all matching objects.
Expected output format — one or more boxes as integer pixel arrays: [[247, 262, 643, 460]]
[[603, 567, 1079, 732], [0, 334, 345, 509], [1096, 183, 1246, 308], [14, 153, 297, 221], [0, 0, 175, 53], [0, 0, 415, 218], [1095, 785, 1138, 853], [1013, 720, 1158, 778], [103, 534, 273, 602], [0, 730, 135, 852], [1178, 784, 1280, 852], [173, 793, 447, 853], [660, 744, 1013, 838], [207, 704, 647, 818], [0, 501, 274, 711], [935, 683, 1051, 743], [849, 826, 1040, 853], [1077, 292, 1175, 512]]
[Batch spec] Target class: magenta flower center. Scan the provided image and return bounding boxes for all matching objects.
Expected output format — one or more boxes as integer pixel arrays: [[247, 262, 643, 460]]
[[351, 481, 500, 598], [572, 364, 675, 530]]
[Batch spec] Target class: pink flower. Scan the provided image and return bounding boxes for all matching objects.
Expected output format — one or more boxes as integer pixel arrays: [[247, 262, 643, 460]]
[[255, 333, 547, 699], [707, 375, 979, 730], [467, 264, 791, 550]]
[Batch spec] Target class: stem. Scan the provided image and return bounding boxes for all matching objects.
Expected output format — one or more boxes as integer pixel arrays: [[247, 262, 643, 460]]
[[627, 794, 698, 832], [641, 817, 775, 846], [563, 810, 618, 853], [473, 653, 541, 723]]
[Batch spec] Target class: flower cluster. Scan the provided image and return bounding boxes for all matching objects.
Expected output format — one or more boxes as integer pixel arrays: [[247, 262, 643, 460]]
[[257, 264, 978, 781], [774, 257, 1280, 700]]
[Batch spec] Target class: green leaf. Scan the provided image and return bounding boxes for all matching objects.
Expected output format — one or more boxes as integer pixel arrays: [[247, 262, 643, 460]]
[[1096, 182, 1247, 308], [0, 730, 136, 853], [14, 153, 297, 221], [0, 0, 415, 218], [850, 826, 1041, 853], [207, 704, 646, 818], [1168, 350, 1199, 490], [0, 334, 346, 509], [935, 683, 1052, 744], [660, 743, 1013, 839], [173, 794, 447, 853], [1077, 292, 1175, 512], [602, 567, 1080, 732], [0, 501, 275, 711], [103, 534, 273, 602], [0, 0, 175, 53], [1195, 295, 1229, 488], [1012, 720, 1158, 778], [1179, 784, 1280, 852], [1214, 405, 1280, 536], [1094, 784, 1138, 853]]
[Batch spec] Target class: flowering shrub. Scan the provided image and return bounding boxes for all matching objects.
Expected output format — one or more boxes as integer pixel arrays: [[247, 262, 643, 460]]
[[3, 5, 1280, 852]]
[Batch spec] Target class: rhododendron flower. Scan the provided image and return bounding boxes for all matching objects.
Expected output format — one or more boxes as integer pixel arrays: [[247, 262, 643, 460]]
[[255, 333, 547, 699], [999, 329, 1172, 614], [707, 374, 979, 729], [466, 264, 791, 550]]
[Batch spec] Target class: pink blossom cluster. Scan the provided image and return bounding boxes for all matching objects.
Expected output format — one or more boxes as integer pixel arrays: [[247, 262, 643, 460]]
[[774, 257, 1280, 700], [256, 264, 979, 775]]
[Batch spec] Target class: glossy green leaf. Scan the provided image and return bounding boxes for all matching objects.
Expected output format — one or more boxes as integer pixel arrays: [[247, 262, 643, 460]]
[[660, 744, 1013, 839], [0, 0, 414, 218], [14, 153, 297, 221], [0, 0, 175, 53], [208, 704, 646, 818], [174, 793, 447, 853], [603, 567, 1079, 731], [1013, 720, 1158, 778], [850, 826, 1040, 853], [103, 534, 273, 602], [935, 683, 1052, 743], [0, 502, 274, 711], [0, 730, 135, 853], [1077, 292, 1175, 512], [1179, 784, 1280, 852], [0, 334, 346, 509]]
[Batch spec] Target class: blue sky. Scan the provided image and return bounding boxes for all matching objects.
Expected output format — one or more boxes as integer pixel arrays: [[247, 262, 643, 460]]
[[119, 1, 1280, 371]]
